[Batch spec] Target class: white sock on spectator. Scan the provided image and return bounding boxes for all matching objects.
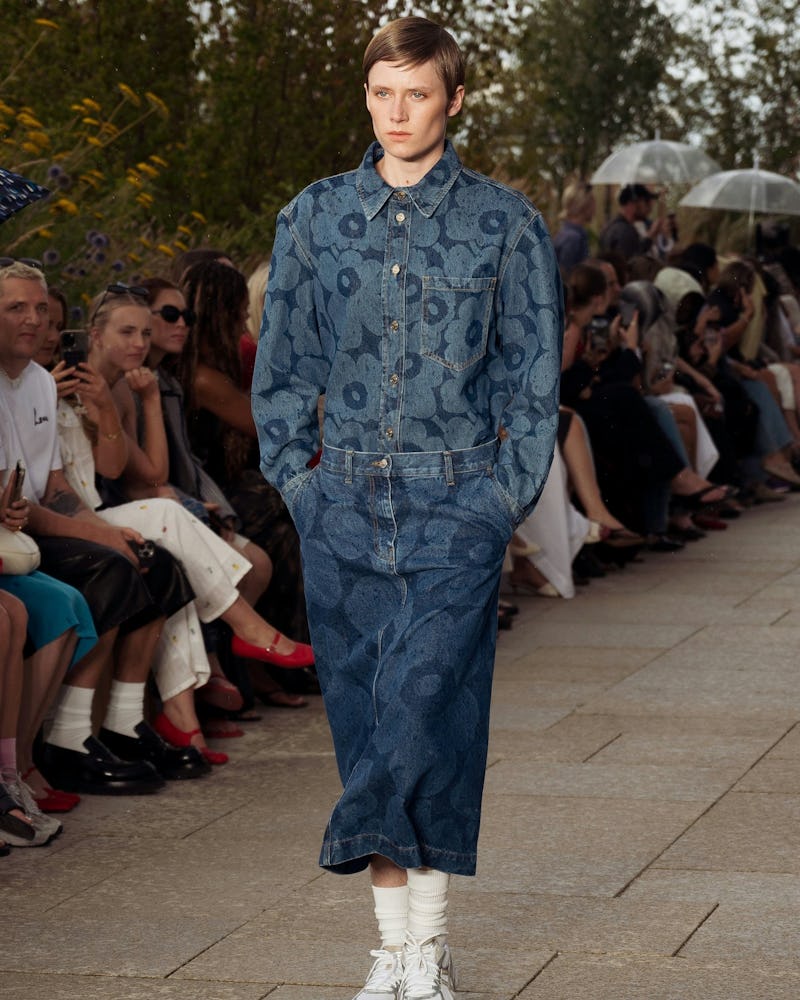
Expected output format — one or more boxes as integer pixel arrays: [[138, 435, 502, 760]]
[[0, 737, 16, 770], [372, 884, 409, 950], [103, 680, 146, 738], [46, 684, 95, 752], [407, 868, 449, 942]]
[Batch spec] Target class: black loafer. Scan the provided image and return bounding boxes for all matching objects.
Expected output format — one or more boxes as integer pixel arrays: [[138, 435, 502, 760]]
[[38, 735, 165, 795], [99, 722, 211, 780]]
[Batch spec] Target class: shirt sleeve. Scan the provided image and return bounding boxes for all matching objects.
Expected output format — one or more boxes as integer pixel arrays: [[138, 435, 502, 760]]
[[251, 208, 331, 497], [493, 212, 564, 523]]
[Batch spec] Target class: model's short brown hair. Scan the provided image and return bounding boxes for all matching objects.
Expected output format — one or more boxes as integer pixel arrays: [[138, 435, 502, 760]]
[[363, 16, 465, 101]]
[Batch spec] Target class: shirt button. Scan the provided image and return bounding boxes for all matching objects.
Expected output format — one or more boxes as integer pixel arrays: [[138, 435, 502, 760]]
[[391, 263, 400, 275], [390, 320, 399, 331], [395, 212, 406, 223], [396, 191, 406, 200], [377, 458, 388, 468], [385, 427, 394, 439], [389, 373, 399, 386]]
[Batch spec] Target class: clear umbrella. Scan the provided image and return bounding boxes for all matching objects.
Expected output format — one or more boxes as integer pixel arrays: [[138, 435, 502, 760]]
[[0, 167, 49, 224], [678, 159, 800, 225], [591, 137, 721, 186]]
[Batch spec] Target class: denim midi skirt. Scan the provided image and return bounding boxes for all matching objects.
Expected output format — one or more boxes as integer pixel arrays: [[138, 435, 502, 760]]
[[290, 439, 516, 876]]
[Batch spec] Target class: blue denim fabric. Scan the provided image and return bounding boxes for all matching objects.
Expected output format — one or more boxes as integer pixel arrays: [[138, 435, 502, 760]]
[[252, 140, 563, 523], [291, 440, 514, 876]]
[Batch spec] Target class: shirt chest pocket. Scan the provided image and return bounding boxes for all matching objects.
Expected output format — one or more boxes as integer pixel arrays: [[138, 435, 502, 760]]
[[421, 276, 497, 372]]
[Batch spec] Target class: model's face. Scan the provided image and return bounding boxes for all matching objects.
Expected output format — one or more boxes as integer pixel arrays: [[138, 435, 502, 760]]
[[149, 289, 191, 356], [91, 303, 152, 373], [365, 59, 463, 179], [36, 293, 65, 367], [0, 277, 49, 370], [600, 264, 620, 308]]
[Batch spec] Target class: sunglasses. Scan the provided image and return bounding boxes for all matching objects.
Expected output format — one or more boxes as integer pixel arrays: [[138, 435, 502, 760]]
[[151, 304, 195, 326], [0, 256, 43, 269], [91, 282, 149, 323]]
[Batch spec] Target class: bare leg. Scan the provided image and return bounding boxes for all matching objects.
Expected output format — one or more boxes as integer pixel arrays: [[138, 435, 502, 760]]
[[17, 632, 77, 779], [221, 594, 303, 655], [371, 854, 408, 888], [235, 539, 272, 606], [161, 687, 215, 755], [67, 629, 118, 689], [561, 415, 626, 529], [0, 594, 26, 745], [114, 618, 164, 684]]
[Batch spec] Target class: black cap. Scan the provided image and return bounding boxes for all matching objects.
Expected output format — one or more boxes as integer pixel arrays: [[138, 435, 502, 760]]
[[619, 183, 657, 205]]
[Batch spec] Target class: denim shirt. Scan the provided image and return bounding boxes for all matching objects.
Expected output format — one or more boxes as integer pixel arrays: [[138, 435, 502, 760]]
[[252, 140, 563, 523]]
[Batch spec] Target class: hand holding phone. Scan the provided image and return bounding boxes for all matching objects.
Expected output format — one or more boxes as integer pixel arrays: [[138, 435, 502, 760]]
[[10, 460, 25, 505]]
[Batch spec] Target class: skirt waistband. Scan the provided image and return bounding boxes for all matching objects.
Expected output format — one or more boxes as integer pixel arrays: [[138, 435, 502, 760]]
[[319, 439, 499, 480]]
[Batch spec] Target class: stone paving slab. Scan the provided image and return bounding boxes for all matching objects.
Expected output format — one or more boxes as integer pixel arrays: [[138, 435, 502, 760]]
[[516, 953, 800, 999], [0, 977, 274, 1000]]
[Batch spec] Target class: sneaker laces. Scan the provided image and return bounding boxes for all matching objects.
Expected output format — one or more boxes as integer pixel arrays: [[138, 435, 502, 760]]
[[401, 936, 452, 1000], [358, 948, 404, 996]]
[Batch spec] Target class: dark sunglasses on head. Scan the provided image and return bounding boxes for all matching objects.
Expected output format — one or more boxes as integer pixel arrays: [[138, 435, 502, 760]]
[[0, 256, 43, 269], [152, 304, 195, 326], [91, 282, 149, 323]]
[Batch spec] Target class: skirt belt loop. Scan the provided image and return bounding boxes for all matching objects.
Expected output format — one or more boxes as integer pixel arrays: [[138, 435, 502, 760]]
[[443, 452, 455, 486]]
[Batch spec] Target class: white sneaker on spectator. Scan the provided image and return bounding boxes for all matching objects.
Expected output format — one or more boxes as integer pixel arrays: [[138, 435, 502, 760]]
[[1, 769, 62, 844], [352, 948, 405, 1000], [401, 935, 456, 1000]]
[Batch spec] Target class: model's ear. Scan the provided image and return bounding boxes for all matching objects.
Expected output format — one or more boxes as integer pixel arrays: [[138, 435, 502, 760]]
[[447, 85, 465, 118]]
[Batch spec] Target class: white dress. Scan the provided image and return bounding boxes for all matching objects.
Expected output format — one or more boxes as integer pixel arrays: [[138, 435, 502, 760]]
[[57, 400, 251, 699]]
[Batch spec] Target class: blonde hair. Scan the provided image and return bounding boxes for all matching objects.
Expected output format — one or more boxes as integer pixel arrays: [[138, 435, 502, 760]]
[[0, 261, 46, 295], [559, 181, 594, 221], [246, 260, 271, 344]]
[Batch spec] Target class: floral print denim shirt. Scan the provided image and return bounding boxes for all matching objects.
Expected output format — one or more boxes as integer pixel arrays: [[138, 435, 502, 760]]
[[253, 140, 563, 524]]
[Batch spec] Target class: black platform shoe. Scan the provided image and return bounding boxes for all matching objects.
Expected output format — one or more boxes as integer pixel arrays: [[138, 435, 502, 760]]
[[37, 735, 165, 795], [99, 722, 211, 780]]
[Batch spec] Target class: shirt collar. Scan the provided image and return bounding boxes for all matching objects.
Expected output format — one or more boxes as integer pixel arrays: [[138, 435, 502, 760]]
[[357, 140, 463, 221]]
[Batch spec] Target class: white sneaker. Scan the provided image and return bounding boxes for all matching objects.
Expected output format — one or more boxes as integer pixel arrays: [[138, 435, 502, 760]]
[[401, 935, 457, 1000], [1, 770, 62, 845], [352, 948, 405, 1000]]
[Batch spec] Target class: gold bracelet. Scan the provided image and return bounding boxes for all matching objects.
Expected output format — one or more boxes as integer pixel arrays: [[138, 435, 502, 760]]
[[104, 430, 122, 440]]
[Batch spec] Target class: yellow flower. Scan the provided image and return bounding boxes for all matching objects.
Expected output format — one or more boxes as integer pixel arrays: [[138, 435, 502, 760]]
[[126, 172, 143, 187], [0, 100, 16, 116], [118, 83, 141, 107], [82, 116, 100, 126], [86, 135, 103, 147], [144, 92, 169, 117], [80, 173, 99, 189], [137, 162, 159, 178], [127, 252, 142, 263], [26, 130, 50, 147], [100, 121, 119, 138], [82, 97, 102, 112], [21, 141, 40, 154], [37, 228, 54, 239], [51, 197, 79, 215], [177, 225, 193, 237], [149, 154, 169, 168], [136, 192, 154, 206], [34, 17, 59, 29], [139, 237, 152, 249], [174, 239, 188, 251], [17, 111, 43, 129], [88, 168, 105, 180], [70, 103, 85, 113], [157, 243, 175, 257], [190, 210, 207, 224]]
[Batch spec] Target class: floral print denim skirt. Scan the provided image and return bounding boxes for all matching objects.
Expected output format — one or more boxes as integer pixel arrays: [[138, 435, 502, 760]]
[[289, 439, 516, 876]]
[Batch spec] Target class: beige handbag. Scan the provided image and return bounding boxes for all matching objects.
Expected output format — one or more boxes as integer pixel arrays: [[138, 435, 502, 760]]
[[0, 524, 40, 575]]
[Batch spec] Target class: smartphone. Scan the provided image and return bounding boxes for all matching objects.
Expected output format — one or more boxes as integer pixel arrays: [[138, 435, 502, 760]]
[[60, 329, 89, 368], [619, 299, 637, 328], [10, 460, 25, 504]]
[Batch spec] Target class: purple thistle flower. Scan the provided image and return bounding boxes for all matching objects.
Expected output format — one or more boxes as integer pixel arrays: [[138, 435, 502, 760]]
[[70, 305, 85, 321], [92, 233, 109, 248], [94, 251, 106, 264], [85, 229, 98, 244], [57, 173, 72, 189], [111, 259, 125, 272], [43, 249, 60, 266], [47, 164, 63, 179]]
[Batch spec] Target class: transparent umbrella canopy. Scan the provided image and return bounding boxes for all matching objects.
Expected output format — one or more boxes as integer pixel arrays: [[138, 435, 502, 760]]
[[591, 139, 722, 186], [679, 163, 800, 221], [0, 167, 49, 224]]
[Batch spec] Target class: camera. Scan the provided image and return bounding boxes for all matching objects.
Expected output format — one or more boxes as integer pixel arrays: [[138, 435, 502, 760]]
[[60, 329, 89, 368]]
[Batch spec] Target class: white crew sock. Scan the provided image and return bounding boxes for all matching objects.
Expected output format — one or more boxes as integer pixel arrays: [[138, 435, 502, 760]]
[[103, 680, 146, 738], [406, 868, 450, 943], [372, 884, 409, 950], [46, 684, 95, 752]]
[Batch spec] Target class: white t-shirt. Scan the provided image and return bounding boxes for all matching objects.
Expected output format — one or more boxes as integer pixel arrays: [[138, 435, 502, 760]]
[[0, 362, 62, 502]]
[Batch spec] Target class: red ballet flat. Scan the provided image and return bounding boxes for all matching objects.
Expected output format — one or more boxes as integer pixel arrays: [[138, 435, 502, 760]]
[[231, 632, 314, 669], [34, 788, 81, 813], [153, 712, 228, 766]]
